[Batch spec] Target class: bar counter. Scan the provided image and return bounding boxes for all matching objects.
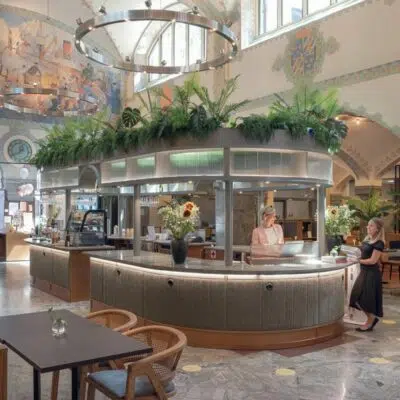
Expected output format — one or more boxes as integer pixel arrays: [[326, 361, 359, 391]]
[[85, 249, 356, 350], [26, 239, 114, 302], [0, 231, 30, 261]]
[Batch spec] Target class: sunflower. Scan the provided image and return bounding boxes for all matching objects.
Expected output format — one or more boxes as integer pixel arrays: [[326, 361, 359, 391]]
[[184, 201, 194, 211]]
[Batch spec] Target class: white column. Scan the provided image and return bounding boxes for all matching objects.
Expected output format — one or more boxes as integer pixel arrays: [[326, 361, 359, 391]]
[[134, 184, 141, 255], [224, 180, 233, 266], [317, 185, 326, 257]]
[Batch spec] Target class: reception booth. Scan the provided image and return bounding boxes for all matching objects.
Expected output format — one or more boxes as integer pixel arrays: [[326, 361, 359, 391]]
[[33, 128, 356, 349]]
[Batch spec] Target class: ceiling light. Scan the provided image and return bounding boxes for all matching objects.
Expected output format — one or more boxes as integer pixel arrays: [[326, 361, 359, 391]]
[[75, 9, 237, 74], [98, 5, 106, 14], [273, 190, 277, 193], [265, 181, 270, 184]]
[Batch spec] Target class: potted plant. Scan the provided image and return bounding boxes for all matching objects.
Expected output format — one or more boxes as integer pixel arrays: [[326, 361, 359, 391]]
[[325, 205, 357, 253], [347, 190, 397, 236], [158, 200, 200, 264]]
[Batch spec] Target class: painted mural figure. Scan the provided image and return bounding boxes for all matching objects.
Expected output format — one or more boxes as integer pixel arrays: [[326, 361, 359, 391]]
[[0, 9, 121, 117]]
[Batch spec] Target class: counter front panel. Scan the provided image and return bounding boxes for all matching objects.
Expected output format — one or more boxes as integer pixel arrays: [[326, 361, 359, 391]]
[[87, 251, 352, 349]]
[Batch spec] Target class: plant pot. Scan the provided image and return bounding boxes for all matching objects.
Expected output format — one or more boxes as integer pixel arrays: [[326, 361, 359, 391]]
[[171, 239, 188, 264], [326, 235, 343, 254]]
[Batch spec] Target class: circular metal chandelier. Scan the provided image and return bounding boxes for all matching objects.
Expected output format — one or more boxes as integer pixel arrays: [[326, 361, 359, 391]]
[[1, 86, 98, 116], [75, 9, 238, 74]]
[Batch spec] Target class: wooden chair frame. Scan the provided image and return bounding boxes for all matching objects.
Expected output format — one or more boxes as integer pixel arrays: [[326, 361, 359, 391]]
[[84, 325, 187, 400], [51, 309, 138, 400]]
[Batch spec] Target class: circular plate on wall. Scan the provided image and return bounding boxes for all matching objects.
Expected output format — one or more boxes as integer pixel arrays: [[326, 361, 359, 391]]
[[3, 135, 35, 164]]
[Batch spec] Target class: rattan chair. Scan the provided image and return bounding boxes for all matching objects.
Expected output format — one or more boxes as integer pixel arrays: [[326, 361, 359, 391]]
[[83, 325, 187, 400], [50, 309, 138, 400]]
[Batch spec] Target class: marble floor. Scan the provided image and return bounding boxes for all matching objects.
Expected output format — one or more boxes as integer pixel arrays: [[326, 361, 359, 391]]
[[1, 262, 400, 400]]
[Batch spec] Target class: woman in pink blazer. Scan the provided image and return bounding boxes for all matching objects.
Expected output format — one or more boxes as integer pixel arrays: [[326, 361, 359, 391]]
[[251, 206, 284, 246]]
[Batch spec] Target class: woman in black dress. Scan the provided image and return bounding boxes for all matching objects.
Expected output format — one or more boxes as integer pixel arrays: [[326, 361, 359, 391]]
[[349, 217, 385, 332]]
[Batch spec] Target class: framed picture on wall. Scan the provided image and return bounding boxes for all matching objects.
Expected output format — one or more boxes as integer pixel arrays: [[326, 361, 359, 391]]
[[20, 201, 27, 212], [9, 202, 19, 216]]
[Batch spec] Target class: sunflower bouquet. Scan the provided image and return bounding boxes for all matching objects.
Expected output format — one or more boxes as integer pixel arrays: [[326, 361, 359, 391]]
[[325, 205, 357, 236], [158, 200, 200, 240]]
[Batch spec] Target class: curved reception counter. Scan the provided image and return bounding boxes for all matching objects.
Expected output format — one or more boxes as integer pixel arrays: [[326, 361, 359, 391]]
[[86, 250, 355, 350], [27, 240, 114, 302]]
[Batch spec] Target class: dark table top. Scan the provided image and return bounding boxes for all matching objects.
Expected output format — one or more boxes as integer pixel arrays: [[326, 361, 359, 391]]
[[0, 310, 151, 373]]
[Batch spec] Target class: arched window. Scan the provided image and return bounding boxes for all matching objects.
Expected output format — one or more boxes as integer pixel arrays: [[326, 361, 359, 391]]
[[258, 0, 357, 36], [145, 22, 206, 85]]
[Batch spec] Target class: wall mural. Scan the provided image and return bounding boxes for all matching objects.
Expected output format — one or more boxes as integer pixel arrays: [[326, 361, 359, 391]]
[[272, 25, 339, 84], [0, 8, 122, 118]]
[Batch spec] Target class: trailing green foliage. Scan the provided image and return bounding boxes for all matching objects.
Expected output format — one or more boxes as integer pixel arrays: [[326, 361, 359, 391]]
[[347, 190, 397, 222], [31, 78, 347, 169], [238, 86, 347, 152]]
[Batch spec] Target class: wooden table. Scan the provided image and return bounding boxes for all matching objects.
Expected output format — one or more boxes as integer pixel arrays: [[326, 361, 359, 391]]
[[0, 309, 151, 400]]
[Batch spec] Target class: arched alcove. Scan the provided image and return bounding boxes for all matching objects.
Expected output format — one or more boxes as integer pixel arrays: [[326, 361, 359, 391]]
[[78, 165, 100, 189]]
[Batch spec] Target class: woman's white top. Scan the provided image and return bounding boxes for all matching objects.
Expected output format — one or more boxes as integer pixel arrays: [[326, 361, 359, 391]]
[[264, 227, 279, 245]]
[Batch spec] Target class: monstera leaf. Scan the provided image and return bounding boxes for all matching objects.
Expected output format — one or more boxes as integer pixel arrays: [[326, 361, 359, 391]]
[[120, 107, 141, 128]]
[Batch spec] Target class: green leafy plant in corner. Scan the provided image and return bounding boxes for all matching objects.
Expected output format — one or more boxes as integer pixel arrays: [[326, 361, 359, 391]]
[[347, 190, 397, 222]]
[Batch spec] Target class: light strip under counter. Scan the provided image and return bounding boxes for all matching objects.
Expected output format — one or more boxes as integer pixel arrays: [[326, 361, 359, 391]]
[[97, 257, 353, 281]]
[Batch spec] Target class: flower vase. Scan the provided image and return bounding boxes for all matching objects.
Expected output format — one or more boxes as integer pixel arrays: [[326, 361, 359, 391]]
[[51, 318, 67, 337], [171, 239, 188, 264], [326, 235, 343, 254]]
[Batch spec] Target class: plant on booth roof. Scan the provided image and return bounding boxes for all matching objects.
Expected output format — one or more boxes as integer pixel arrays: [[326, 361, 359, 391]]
[[158, 200, 200, 240], [30, 76, 348, 169], [237, 86, 347, 152]]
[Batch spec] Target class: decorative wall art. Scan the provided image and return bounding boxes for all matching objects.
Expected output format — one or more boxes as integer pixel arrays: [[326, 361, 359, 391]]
[[272, 26, 339, 85], [0, 8, 122, 118]]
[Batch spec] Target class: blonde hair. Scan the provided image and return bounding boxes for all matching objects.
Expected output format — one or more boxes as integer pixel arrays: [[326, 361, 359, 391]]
[[365, 217, 385, 244]]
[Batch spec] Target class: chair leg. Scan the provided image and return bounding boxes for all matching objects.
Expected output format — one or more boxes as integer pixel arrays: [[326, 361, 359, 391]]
[[51, 370, 59, 400], [79, 367, 88, 400], [87, 382, 96, 400], [0, 346, 7, 400]]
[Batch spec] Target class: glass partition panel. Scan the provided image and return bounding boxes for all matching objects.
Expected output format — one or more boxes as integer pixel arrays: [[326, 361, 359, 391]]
[[307, 152, 333, 182], [157, 150, 224, 177], [101, 159, 127, 184], [41, 167, 79, 189], [126, 155, 156, 180], [231, 150, 307, 177]]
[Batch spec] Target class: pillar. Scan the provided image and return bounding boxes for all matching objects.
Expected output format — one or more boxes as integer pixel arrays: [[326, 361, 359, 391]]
[[134, 184, 141, 255], [317, 185, 326, 256], [224, 180, 233, 266], [214, 181, 225, 246], [65, 189, 71, 228]]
